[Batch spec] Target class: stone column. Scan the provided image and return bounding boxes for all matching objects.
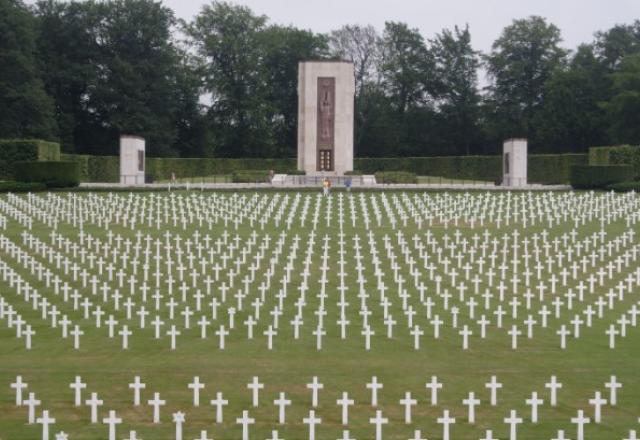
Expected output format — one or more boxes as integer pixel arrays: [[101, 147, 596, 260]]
[[503, 138, 527, 187], [120, 135, 145, 185]]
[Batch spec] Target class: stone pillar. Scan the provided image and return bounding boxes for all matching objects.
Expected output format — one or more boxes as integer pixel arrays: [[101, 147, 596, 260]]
[[297, 61, 355, 175], [503, 138, 527, 187], [120, 135, 145, 185]]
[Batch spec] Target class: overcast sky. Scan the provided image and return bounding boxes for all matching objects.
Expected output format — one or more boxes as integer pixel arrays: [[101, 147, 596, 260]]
[[161, 0, 639, 53]]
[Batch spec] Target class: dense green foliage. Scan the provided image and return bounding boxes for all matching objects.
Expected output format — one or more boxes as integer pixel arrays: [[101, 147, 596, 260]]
[[187, 3, 327, 158], [609, 145, 640, 177], [14, 160, 80, 187], [2, 1, 639, 158], [0, 181, 46, 192], [0, 0, 58, 141], [484, 17, 567, 147], [588, 146, 624, 165], [61, 153, 120, 183], [0, 139, 60, 179], [604, 54, 640, 145], [569, 165, 635, 189], [607, 181, 640, 192], [528, 154, 589, 184], [34, 0, 202, 156]]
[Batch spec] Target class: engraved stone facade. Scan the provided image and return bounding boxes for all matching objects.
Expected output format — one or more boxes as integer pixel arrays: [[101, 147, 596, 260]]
[[297, 61, 354, 175]]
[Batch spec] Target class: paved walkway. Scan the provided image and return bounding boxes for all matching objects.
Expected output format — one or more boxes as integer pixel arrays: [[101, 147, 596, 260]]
[[80, 182, 572, 191]]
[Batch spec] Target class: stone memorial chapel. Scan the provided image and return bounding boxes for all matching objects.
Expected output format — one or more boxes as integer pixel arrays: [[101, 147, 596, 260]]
[[297, 60, 355, 176]]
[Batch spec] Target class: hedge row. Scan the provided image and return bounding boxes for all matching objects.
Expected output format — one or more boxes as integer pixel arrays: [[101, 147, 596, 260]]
[[569, 165, 635, 189], [61, 154, 120, 183], [528, 154, 589, 184], [354, 154, 587, 184], [0, 181, 46, 192], [375, 171, 418, 184], [59, 153, 588, 184], [15, 161, 80, 188], [59, 155, 298, 182], [607, 181, 640, 192], [0, 139, 60, 180], [146, 158, 297, 181], [609, 145, 640, 178], [355, 156, 502, 181], [588, 146, 626, 165]]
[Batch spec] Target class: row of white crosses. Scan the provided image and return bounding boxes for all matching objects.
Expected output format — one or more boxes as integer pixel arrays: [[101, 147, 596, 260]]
[[1, 223, 636, 354], [1, 192, 639, 353], [0, 224, 291, 350], [10, 373, 638, 440], [6, 190, 638, 235]]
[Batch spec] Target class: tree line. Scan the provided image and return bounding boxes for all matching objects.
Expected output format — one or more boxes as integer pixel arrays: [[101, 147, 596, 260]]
[[1, 0, 639, 157]]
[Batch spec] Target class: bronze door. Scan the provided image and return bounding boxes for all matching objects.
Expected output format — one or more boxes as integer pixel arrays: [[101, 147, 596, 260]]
[[318, 150, 333, 172]]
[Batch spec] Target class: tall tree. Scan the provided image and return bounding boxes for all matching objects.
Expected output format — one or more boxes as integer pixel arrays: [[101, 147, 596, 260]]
[[485, 16, 567, 148], [36, 0, 203, 156], [0, 0, 57, 140], [605, 53, 640, 145], [379, 21, 433, 115], [594, 21, 640, 70], [259, 25, 327, 157], [534, 44, 609, 152], [328, 24, 382, 151], [329, 25, 380, 95], [36, 0, 101, 152], [187, 1, 270, 158], [430, 25, 482, 155], [171, 50, 213, 158], [89, 0, 183, 156]]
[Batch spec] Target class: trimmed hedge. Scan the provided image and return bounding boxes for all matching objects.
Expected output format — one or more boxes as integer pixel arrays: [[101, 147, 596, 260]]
[[61, 152, 587, 184], [61, 155, 298, 182], [15, 161, 81, 188], [609, 145, 640, 178], [0, 181, 46, 192], [569, 165, 635, 189], [528, 154, 588, 184], [375, 171, 418, 184], [607, 181, 640, 192], [61, 154, 120, 183], [356, 156, 501, 181], [231, 170, 270, 183], [588, 146, 626, 165], [355, 154, 587, 184], [0, 139, 60, 179], [147, 158, 297, 181]]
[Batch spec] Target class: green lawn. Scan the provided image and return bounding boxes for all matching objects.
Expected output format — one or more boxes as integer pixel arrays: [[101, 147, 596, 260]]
[[0, 190, 638, 440]]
